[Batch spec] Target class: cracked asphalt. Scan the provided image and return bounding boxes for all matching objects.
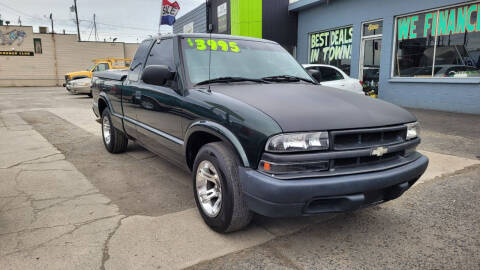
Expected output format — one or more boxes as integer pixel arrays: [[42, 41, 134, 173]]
[[0, 87, 479, 270]]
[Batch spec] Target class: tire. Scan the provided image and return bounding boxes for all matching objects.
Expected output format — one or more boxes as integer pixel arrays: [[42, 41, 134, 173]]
[[193, 142, 252, 233], [101, 108, 128, 153]]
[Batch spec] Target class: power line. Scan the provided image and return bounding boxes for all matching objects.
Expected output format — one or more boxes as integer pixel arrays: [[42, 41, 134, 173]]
[[0, 1, 173, 42]]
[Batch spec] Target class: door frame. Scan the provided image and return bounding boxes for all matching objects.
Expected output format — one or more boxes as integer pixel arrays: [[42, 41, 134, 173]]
[[359, 37, 383, 81], [358, 19, 383, 81]]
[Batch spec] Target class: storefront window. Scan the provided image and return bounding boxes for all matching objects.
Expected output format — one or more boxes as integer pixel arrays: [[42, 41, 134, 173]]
[[363, 21, 383, 36], [394, 2, 480, 78], [309, 26, 353, 75]]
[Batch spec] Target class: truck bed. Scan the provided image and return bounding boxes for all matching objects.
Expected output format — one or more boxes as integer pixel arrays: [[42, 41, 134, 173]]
[[93, 70, 128, 81]]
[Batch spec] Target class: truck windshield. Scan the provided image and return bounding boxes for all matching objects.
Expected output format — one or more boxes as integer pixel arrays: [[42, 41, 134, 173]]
[[181, 37, 313, 85], [87, 63, 96, 71]]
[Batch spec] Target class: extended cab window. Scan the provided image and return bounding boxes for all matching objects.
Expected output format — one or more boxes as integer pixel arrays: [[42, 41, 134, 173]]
[[146, 39, 174, 69]]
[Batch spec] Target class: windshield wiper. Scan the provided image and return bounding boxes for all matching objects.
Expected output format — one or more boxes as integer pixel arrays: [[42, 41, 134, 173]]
[[261, 75, 317, 84], [195, 77, 270, 86]]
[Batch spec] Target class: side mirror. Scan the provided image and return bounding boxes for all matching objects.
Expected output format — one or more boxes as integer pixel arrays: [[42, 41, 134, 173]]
[[307, 69, 322, 82], [141, 65, 175, 86]]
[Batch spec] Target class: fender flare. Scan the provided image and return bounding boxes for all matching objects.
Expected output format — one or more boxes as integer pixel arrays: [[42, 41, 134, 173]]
[[98, 92, 114, 113], [184, 120, 250, 168]]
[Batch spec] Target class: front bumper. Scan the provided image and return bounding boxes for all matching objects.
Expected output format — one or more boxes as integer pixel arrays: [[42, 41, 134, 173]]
[[66, 85, 91, 94], [239, 155, 428, 217]]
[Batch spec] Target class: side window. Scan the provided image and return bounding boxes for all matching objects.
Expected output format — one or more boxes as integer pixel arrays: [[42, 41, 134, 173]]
[[95, 63, 109, 72], [146, 39, 174, 69], [306, 67, 323, 82], [131, 39, 153, 70], [319, 67, 344, 81], [128, 65, 142, 82]]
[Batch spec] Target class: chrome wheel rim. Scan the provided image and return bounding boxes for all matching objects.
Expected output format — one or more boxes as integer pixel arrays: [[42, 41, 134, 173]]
[[102, 116, 111, 145], [196, 160, 222, 217]]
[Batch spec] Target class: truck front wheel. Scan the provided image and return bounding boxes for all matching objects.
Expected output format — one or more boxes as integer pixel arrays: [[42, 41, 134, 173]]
[[101, 108, 128, 153], [193, 142, 252, 233]]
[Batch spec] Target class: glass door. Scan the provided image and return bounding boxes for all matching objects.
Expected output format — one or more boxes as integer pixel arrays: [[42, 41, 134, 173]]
[[360, 38, 382, 95], [360, 20, 383, 96]]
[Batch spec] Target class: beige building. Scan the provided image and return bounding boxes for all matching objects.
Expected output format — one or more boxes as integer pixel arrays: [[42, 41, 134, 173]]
[[0, 25, 139, 87]]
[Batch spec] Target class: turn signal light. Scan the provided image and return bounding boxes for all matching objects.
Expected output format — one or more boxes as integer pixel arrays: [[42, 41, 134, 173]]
[[263, 162, 271, 171], [258, 160, 329, 176]]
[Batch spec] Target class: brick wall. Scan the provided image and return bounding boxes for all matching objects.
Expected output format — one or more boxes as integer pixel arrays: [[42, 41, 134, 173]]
[[0, 26, 139, 87]]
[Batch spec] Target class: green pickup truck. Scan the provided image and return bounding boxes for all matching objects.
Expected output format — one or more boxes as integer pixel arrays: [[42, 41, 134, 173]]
[[92, 34, 428, 233]]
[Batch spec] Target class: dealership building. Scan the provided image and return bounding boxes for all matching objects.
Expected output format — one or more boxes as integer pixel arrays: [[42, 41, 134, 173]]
[[174, 0, 298, 54], [291, 0, 480, 114]]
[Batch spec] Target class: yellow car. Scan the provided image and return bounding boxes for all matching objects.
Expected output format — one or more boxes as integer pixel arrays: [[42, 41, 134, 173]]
[[63, 58, 131, 86]]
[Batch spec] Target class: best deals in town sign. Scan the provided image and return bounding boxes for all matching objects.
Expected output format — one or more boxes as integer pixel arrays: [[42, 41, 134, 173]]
[[397, 3, 480, 40], [309, 26, 353, 64]]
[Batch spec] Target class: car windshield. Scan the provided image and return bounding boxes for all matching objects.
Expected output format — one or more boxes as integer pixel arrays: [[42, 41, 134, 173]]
[[181, 37, 313, 85], [87, 63, 96, 71]]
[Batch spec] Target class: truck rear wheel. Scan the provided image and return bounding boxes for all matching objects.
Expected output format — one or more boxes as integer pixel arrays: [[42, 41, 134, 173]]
[[193, 142, 252, 233], [101, 108, 128, 153]]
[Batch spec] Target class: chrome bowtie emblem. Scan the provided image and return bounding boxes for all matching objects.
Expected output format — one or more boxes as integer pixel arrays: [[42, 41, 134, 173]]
[[372, 146, 388, 157]]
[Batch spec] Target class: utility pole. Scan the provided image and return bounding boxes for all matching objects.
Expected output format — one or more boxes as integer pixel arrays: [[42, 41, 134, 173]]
[[93, 13, 98, 41], [50, 13, 59, 86], [73, 0, 81, 41], [49, 13, 54, 33]]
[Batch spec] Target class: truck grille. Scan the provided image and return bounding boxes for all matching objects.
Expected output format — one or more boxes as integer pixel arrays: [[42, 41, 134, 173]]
[[331, 125, 407, 151], [260, 125, 419, 180], [333, 150, 404, 169]]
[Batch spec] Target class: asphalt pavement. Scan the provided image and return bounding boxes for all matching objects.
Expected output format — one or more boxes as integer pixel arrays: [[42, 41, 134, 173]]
[[0, 87, 479, 270]]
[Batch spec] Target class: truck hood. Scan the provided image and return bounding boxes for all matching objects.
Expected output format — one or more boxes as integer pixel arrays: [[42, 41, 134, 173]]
[[65, 71, 90, 78], [211, 83, 416, 132]]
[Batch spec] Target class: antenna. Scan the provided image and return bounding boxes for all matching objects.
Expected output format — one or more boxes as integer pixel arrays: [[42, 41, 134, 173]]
[[207, 0, 212, 92]]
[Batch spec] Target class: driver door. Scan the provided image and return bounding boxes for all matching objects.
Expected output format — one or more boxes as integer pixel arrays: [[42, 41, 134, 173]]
[[135, 38, 184, 163]]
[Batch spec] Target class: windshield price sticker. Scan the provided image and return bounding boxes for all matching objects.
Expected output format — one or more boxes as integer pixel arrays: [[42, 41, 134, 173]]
[[187, 38, 240, 53]]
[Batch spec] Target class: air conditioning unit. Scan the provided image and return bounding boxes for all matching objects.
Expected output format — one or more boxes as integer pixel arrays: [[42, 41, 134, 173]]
[[39, 26, 48, 34]]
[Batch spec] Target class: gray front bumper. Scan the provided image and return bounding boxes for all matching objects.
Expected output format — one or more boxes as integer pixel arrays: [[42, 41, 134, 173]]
[[239, 155, 429, 217]]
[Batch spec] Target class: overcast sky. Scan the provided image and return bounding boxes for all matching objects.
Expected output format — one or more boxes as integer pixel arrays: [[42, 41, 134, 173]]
[[0, 0, 204, 43]]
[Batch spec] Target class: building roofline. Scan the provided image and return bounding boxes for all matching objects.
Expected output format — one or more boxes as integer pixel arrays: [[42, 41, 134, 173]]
[[150, 33, 278, 44], [288, 0, 328, 12], [174, 2, 206, 22]]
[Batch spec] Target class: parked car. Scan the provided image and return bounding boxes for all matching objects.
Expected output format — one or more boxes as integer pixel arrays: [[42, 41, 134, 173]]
[[303, 64, 364, 94], [66, 77, 92, 97], [92, 34, 428, 233], [63, 58, 131, 86]]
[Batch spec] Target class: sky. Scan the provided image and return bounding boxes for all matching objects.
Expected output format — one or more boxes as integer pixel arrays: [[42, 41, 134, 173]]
[[0, 0, 204, 43]]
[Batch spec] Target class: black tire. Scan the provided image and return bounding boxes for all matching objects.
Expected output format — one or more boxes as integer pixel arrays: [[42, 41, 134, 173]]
[[101, 108, 128, 153], [193, 142, 252, 233]]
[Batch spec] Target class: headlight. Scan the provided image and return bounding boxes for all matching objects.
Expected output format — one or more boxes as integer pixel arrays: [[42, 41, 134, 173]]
[[265, 132, 329, 152], [405, 122, 420, 140]]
